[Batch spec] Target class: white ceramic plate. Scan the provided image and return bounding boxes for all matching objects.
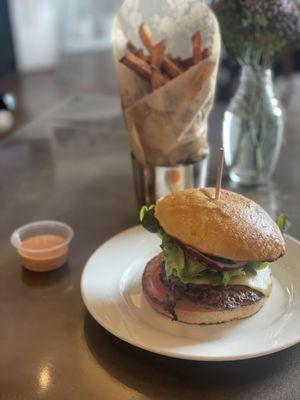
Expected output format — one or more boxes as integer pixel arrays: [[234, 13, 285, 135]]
[[81, 226, 300, 361]]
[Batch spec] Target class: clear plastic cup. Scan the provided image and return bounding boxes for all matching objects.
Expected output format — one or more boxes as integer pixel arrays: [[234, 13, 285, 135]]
[[11, 221, 74, 272]]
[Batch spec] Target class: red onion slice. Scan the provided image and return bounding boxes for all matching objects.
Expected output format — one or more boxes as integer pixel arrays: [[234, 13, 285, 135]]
[[173, 238, 246, 271]]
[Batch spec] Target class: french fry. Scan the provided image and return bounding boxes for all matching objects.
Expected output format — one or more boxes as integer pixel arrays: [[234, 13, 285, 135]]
[[123, 22, 210, 93], [140, 23, 184, 78], [172, 56, 183, 67], [151, 40, 166, 68], [120, 53, 152, 80], [167, 54, 185, 69], [162, 55, 184, 78], [202, 48, 209, 60], [126, 42, 151, 63], [135, 49, 151, 63], [151, 67, 169, 90], [127, 41, 138, 53], [192, 31, 202, 64], [180, 56, 194, 69], [139, 23, 155, 51], [134, 49, 144, 58]]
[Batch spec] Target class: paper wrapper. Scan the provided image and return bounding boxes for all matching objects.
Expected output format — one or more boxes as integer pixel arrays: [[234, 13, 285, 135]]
[[113, 0, 221, 166]]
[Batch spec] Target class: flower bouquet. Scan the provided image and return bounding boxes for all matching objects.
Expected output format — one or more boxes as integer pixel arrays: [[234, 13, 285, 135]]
[[213, 0, 300, 186]]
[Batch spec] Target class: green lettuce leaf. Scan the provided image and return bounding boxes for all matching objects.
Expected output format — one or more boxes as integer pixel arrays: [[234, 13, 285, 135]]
[[185, 257, 207, 276], [161, 234, 185, 279], [276, 214, 291, 233], [243, 261, 269, 276], [140, 205, 163, 236], [248, 261, 269, 270], [198, 270, 224, 286], [223, 269, 246, 284], [161, 234, 207, 283], [161, 233, 246, 285], [161, 234, 269, 285]]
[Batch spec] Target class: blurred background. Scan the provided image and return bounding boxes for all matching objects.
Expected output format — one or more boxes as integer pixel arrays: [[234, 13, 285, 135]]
[[0, 0, 299, 134]]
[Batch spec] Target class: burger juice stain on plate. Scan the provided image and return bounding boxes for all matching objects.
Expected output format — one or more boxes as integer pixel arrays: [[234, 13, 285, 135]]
[[81, 226, 300, 360], [120, 258, 291, 342]]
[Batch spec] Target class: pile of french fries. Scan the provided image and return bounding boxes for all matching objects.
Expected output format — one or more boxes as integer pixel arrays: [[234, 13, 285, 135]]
[[120, 22, 209, 91]]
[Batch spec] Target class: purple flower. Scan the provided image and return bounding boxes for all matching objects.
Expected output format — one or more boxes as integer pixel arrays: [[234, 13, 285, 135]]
[[212, 0, 300, 66]]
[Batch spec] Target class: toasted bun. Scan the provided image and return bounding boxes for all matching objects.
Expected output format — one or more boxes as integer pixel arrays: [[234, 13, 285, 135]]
[[155, 188, 285, 262], [147, 296, 264, 325]]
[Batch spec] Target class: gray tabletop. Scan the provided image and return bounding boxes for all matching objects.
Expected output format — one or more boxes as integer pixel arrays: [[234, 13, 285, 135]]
[[1, 94, 299, 400]]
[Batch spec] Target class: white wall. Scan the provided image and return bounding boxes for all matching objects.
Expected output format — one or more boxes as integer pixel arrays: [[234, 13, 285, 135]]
[[9, 0, 58, 73], [8, 0, 211, 73]]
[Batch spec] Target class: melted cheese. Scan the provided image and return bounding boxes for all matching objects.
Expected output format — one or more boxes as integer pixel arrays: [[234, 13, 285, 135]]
[[190, 267, 272, 297]]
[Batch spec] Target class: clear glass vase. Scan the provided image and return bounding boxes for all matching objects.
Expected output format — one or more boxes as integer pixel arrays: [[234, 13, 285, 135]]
[[223, 66, 283, 186]]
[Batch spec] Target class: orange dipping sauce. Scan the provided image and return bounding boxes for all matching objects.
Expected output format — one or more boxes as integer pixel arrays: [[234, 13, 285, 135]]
[[19, 235, 68, 272]]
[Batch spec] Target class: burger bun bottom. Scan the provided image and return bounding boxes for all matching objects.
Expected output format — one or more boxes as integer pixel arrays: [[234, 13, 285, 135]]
[[145, 294, 264, 325]]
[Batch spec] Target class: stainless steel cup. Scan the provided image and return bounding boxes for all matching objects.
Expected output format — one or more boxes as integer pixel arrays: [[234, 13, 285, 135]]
[[131, 155, 208, 208]]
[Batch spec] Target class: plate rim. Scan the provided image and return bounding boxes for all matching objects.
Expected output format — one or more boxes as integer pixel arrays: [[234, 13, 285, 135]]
[[81, 226, 300, 361]]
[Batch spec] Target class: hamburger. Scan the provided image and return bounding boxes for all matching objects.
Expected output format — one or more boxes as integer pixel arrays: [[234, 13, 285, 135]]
[[140, 188, 288, 325]]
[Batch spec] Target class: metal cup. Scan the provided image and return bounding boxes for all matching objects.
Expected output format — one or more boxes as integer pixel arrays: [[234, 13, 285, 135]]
[[131, 154, 208, 208]]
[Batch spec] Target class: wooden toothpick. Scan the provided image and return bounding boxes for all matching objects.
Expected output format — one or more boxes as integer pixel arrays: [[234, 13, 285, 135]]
[[215, 147, 224, 200]]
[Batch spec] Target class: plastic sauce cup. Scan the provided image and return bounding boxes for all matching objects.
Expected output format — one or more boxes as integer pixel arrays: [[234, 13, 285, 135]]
[[11, 221, 74, 272]]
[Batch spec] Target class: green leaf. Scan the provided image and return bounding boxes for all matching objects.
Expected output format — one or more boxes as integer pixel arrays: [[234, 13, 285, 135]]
[[161, 234, 208, 283], [139, 205, 163, 235], [247, 261, 269, 271], [276, 214, 291, 233], [243, 261, 269, 277], [159, 233, 271, 286], [219, 269, 246, 286], [243, 264, 258, 276], [229, 269, 246, 277], [161, 234, 185, 279], [185, 257, 207, 276], [222, 271, 231, 286], [200, 270, 224, 286]]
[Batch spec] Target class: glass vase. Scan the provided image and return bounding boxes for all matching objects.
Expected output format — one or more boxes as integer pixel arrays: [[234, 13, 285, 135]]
[[223, 66, 283, 186]]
